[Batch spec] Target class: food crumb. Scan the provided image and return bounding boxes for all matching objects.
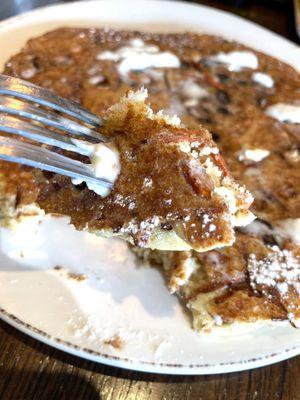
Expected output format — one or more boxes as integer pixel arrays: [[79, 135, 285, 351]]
[[67, 272, 87, 282], [103, 335, 123, 349]]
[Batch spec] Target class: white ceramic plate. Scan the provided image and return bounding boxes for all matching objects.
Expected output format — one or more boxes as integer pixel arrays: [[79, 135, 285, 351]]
[[0, 0, 299, 375]]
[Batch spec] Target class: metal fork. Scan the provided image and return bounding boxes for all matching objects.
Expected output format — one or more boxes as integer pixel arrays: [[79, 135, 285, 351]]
[[0, 74, 112, 190]]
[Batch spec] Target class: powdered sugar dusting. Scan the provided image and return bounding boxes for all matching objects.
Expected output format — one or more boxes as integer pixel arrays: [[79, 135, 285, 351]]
[[248, 246, 300, 301], [113, 194, 136, 210], [142, 177, 153, 189], [119, 216, 161, 244]]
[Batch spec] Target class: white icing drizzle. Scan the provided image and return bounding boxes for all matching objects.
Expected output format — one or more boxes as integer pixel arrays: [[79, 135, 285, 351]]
[[238, 148, 270, 162], [209, 51, 259, 71], [266, 103, 300, 124], [71, 140, 120, 197], [97, 38, 180, 76], [252, 72, 274, 88]]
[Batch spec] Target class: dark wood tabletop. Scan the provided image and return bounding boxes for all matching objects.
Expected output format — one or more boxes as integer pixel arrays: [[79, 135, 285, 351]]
[[0, 1, 299, 399]]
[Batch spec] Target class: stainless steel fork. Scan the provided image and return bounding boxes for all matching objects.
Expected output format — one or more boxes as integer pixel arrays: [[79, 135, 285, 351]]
[[0, 74, 112, 190]]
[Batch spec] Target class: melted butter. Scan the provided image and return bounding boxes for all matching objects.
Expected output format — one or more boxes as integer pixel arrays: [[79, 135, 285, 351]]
[[97, 38, 180, 77], [71, 140, 120, 197], [266, 103, 300, 124], [209, 51, 258, 71], [252, 72, 274, 88], [238, 148, 270, 162]]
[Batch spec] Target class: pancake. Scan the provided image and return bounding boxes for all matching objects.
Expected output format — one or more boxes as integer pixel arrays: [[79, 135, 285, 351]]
[[0, 85, 253, 251], [0, 27, 299, 331], [134, 230, 300, 332]]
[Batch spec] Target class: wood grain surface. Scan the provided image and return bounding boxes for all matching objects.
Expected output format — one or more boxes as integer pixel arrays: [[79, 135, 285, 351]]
[[0, 1, 299, 399]]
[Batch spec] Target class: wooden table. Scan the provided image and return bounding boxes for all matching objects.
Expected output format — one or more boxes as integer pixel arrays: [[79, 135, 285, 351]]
[[0, 1, 299, 399]]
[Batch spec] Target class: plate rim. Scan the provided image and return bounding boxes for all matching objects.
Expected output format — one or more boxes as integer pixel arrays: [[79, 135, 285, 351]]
[[0, 0, 299, 375], [1, 306, 299, 375], [0, 1, 298, 58]]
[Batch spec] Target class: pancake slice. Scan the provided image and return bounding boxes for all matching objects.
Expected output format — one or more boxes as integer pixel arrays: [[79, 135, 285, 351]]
[[0, 89, 254, 252], [133, 232, 300, 332]]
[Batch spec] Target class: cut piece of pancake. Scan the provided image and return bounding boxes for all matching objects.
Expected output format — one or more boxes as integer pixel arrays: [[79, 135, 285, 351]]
[[134, 230, 300, 332], [0, 89, 253, 252]]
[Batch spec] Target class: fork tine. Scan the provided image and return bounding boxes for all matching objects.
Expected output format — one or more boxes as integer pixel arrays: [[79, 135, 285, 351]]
[[0, 96, 107, 143], [0, 74, 101, 127], [0, 136, 112, 189], [0, 114, 91, 156]]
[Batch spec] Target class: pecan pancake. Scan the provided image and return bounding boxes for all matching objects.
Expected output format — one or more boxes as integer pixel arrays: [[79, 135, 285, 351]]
[[0, 27, 299, 330], [134, 230, 300, 332], [0, 86, 253, 251]]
